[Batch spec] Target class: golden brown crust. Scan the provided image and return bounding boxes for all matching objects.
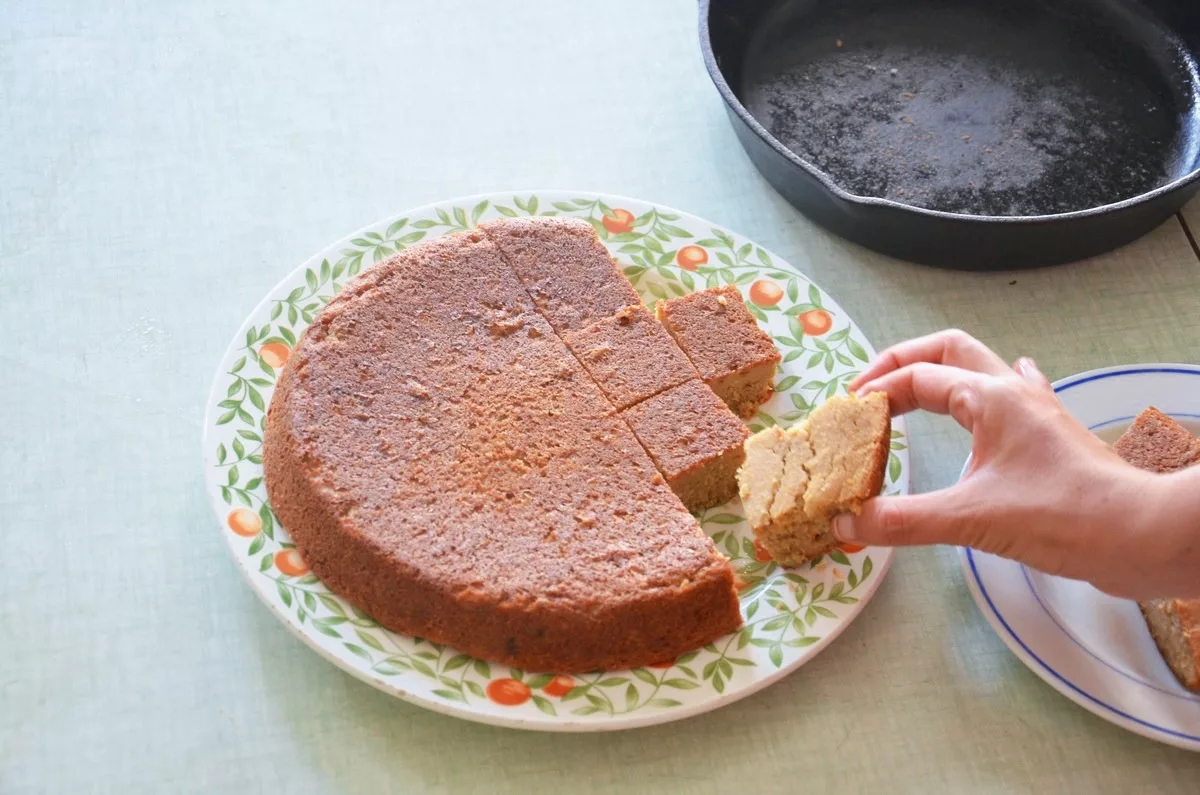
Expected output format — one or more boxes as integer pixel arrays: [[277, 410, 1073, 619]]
[[1113, 406, 1200, 473], [562, 304, 698, 410], [621, 379, 750, 511], [480, 217, 641, 333], [1177, 601, 1200, 688], [655, 286, 781, 418], [1139, 600, 1200, 692], [264, 226, 742, 672]]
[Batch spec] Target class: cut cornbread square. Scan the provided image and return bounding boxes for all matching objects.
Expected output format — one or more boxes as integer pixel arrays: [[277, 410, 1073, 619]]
[[737, 392, 890, 566], [1113, 407, 1200, 692], [621, 379, 750, 512], [480, 216, 641, 333], [656, 286, 781, 419], [562, 304, 698, 411]]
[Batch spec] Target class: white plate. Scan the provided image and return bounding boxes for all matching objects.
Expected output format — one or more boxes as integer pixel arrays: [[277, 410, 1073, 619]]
[[203, 191, 908, 731], [961, 364, 1200, 752]]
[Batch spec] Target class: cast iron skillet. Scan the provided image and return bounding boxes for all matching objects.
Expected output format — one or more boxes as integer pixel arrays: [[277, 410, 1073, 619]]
[[701, 0, 1200, 269]]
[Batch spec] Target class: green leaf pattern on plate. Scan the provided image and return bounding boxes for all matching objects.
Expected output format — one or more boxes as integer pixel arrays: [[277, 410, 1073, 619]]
[[208, 193, 908, 723]]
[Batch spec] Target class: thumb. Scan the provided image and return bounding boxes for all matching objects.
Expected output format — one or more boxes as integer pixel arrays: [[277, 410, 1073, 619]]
[[832, 487, 979, 548]]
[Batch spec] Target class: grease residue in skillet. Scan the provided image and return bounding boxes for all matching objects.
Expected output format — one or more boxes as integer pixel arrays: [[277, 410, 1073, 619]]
[[741, 0, 1200, 216]]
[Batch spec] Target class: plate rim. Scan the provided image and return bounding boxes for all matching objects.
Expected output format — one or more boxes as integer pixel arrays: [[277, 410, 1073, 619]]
[[958, 361, 1200, 752], [202, 189, 905, 732]]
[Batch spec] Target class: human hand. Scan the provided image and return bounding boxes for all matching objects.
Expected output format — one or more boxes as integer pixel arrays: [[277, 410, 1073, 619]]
[[832, 329, 1198, 600]]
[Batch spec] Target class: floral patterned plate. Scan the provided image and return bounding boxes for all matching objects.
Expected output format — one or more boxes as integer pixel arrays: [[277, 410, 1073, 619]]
[[203, 192, 909, 731]]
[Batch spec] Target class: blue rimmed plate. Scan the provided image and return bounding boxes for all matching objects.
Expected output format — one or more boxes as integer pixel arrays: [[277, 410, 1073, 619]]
[[960, 364, 1200, 752]]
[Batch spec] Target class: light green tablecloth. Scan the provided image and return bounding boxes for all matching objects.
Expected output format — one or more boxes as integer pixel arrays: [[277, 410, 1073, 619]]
[[4, 1, 1200, 792]]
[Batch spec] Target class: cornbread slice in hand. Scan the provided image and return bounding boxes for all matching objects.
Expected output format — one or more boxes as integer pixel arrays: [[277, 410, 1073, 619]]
[[737, 392, 890, 566], [1113, 406, 1200, 692], [656, 286, 781, 419], [739, 426, 788, 531]]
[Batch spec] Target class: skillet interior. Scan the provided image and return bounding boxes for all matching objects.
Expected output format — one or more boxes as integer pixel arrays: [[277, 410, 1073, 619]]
[[722, 0, 1200, 217]]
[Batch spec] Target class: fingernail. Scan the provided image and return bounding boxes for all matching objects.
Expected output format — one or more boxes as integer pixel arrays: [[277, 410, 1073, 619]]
[[1014, 357, 1040, 378], [832, 514, 859, 542]]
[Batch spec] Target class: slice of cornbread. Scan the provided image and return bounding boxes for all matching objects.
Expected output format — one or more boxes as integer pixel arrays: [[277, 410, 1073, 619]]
[[622, 379, 750, 512], [1139, 599, 1200, 692], [737, 392, 890, 566], [562, 304, 698, 411], [480, 217, 641, 334], [656, 286, 781, 419], [1114, 406, 1200, 473], [1113, 407, 1200, 693]]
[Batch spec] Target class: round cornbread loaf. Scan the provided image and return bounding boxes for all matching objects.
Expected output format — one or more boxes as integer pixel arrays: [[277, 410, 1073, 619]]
[[264, 224, 741, 672]]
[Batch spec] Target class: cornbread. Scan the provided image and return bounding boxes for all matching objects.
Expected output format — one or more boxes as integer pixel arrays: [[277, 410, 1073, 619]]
[[264, 226, 742, 673], [738, 426, 788, 532], [621, 379, 750, 512], [480, 216, 641, 333], [737, 392, 890, 566], [1139, 599, 1200, 692], [562, 304, 698, 411], [1113, 407, 1200, 692], [1113, 406, 1200, 473], [656, 286, 781, 418]]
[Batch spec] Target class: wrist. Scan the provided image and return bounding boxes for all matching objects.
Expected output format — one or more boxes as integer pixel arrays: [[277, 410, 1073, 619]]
[[1137, 467, 1200, 599]]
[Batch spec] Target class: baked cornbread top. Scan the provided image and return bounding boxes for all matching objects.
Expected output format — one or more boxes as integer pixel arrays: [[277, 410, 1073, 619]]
[[272, 227, 729, 608], [1113, 406, 1200, 473], [656, 285, 782, 380], [563, 303, 698, 410], [622, 379, 750, 479], [481, 217, 641, 333]]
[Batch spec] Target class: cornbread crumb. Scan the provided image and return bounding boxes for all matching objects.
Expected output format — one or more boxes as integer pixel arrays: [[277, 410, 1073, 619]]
[[739, 426, 786, 531]]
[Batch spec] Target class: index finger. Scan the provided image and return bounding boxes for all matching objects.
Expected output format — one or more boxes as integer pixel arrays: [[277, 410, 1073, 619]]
[[850, 329, 1010, 391], [856, 361, 984, 430]]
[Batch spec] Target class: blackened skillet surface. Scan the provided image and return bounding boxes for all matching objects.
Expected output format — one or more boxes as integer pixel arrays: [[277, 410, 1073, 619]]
[[737, 0, 1200, 217]]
